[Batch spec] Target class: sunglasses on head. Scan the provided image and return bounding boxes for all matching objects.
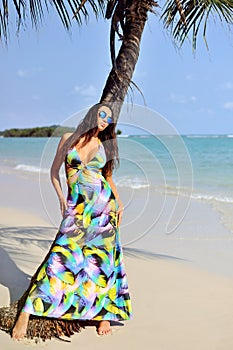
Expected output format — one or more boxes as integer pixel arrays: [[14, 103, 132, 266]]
[[99, 110, 113, 124]]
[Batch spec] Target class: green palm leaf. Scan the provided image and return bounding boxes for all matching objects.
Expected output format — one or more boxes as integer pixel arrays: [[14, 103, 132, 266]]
[[161, 0, 233, 49], [0, 0, 107, 43]]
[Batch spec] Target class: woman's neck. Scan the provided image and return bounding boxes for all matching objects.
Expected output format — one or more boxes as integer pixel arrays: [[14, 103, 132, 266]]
[[93, 131, 99, 138]]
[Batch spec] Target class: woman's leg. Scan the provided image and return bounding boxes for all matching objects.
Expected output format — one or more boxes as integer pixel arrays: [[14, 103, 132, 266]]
[[97, 320, 112, 336], [12, 312, 30, 340]]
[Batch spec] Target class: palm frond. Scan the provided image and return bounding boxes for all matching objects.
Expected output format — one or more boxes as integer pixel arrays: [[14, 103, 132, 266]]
[[0, 1, 8, 44], [0, 0, 108, 44], [29, 0, 48, 29], [47, 0, 106, 27], [161, 0, 233, 49]]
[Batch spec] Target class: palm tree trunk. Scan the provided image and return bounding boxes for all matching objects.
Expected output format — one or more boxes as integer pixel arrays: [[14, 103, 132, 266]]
[[100, 0, 156, 115]]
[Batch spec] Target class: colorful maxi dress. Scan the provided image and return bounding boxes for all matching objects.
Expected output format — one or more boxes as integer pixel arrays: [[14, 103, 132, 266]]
[[22, 140, 132, 321]]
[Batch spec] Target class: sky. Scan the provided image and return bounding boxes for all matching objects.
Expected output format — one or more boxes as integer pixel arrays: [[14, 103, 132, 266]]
[[0, 5, 233, 135]]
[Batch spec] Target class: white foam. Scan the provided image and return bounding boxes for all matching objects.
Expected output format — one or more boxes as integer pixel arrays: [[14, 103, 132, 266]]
[[15, 164, 49, 174], [115, 177, 150, 189], [164, 185, 233, 204], [186, 135, 221, 139], [191, 193, 233, 204]]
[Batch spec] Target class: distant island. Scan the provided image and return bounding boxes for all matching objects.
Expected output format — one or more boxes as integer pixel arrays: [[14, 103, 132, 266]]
[[0, 126, 122, 137]]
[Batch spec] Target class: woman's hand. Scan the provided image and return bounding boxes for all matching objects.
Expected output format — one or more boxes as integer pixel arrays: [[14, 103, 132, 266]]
[[59, 197, 68, 216], [105, 174, 124, 227], [117, 199, 124, 227]]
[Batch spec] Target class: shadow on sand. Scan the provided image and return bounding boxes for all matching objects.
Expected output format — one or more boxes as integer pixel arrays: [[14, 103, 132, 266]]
[[0, 225, 187, 305], [0, 225, 56, 304], [123, 246, 188, 262], [0, 246, 31, 303]]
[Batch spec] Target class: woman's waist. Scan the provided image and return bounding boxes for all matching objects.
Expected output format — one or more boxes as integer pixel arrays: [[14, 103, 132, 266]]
[[66, 175, 111, 192], [66, 164, 104, 176], [66, 178, 114, 200]]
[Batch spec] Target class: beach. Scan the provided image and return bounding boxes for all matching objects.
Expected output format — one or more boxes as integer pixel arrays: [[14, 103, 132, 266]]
[[1, 177, 233, 349], [1, 136, 233, 349]]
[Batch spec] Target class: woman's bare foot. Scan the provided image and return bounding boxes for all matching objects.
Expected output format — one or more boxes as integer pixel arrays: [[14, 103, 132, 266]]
[[97, 320, 112, 336], [12, 312, 30, 340]]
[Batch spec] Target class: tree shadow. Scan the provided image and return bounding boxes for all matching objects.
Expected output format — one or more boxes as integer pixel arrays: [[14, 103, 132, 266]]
[[0, 246, 31, 303], [0, 225, 55, 304], [123, 246, 188, 262]]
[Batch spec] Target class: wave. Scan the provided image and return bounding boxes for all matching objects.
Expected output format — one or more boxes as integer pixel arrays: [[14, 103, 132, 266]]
[[15, 164, 49, 174], [185, 135, 222, 139], [118, 183, 149, 189], [115, 177, 150, 189], [191, 193, 233, 204], [164, 185, 233, 204], [185, 134, 233, 139]]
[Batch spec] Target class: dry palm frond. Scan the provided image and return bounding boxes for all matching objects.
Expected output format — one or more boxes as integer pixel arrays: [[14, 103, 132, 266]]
[[72, 0, 89, 19], [174, 0, 187, 25], [0, 243, 86, 342], [0, 300, 85, 343]]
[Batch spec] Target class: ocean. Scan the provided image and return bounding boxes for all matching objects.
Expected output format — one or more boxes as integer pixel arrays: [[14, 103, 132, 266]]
[[0, 135, 233, 202], [1, 135, 233, 228]]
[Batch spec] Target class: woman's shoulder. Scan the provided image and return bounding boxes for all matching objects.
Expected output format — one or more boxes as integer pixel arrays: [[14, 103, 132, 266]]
[[60, 132, 73, 144], [57, 132, 73, 150], [62, 132, 73, 140]]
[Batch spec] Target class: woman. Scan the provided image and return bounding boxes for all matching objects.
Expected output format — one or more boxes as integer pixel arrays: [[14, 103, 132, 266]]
[[12, 103, 132, 340]]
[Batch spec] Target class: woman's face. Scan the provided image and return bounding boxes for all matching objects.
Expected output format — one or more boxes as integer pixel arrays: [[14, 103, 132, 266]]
[[97, 106, 113, 132]]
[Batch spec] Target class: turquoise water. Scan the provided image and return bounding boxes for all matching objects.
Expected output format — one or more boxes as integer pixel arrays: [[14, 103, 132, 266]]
[[0, 135, 233, 203]]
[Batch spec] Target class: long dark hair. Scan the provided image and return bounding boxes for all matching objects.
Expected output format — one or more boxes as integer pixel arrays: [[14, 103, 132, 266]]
[[62, 103, 119, 177]]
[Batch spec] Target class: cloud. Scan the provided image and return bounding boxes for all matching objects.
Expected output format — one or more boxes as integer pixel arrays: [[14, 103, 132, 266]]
[[190, 96, 197, 102], [17, 67, 43, 78], [185, 74, 194, 80], [73, 84, 97, 98], [170, 93, 197, 104], [223, 102, 233, 110], [32, 95, 40, 100], [170, 93, 186, 104], [222, 82, 233, 90], [17, 69, 29, 78]]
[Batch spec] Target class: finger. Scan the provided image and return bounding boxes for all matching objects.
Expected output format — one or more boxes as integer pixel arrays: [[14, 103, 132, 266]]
[[118, 213, 123, 227]]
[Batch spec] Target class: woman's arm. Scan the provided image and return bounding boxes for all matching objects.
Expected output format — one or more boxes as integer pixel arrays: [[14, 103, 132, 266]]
[[50, 133, 72, 216], [106, 175, 124, 226]]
